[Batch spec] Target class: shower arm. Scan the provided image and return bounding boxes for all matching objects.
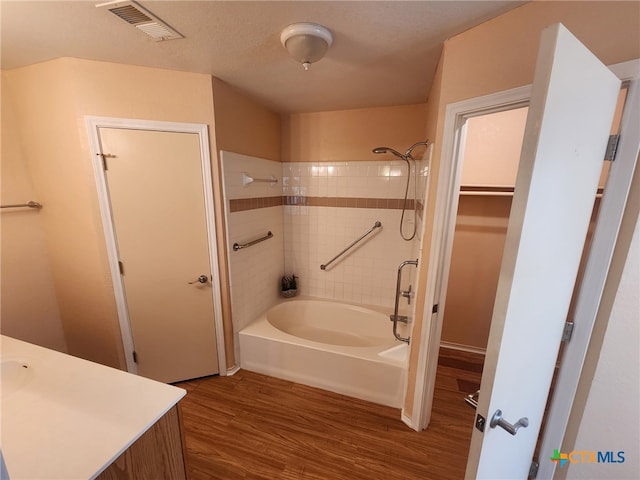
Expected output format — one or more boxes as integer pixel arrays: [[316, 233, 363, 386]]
[[404, 140, 429, 160]]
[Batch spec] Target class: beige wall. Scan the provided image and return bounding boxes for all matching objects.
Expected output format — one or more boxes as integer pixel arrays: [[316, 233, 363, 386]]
[[212, 78, 281, 162], [461, 108, 527, 186], [404, 52, 444, 415], [282, 103, 427, 162], [1, 75, 67, 352], [441, 196, 511, 350], [4, 58, 217, 369], [405, 0, 640, 419], [211, 77, 281, 368]]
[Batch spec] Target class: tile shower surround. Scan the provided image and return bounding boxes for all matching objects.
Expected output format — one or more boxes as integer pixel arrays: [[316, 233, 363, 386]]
[[221, 152, 429, 341]]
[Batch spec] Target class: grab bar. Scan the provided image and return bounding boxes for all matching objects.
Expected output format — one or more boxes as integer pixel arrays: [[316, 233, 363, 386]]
[[390, 259, 418, 343], [233, 231, 273, 251], [1, 201, 43, 209], [320, 221, 382, 270]]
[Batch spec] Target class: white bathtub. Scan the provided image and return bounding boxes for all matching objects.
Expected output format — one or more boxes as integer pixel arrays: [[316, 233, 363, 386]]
[[238, 297, 408, 408]]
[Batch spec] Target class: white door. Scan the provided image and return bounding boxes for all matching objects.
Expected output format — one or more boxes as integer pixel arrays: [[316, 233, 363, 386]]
[[465, 24, 620, 478], [98, 127, 220, 383]]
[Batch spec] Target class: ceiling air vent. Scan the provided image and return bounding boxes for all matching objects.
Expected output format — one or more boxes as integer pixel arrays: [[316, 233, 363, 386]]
[[96, 1, 183, 41]]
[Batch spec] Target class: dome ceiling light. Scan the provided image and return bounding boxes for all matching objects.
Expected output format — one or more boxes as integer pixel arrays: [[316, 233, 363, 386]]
[[280, 23, 333, 71]]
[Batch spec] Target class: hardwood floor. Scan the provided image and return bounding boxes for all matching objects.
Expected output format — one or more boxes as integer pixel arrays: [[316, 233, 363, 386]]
[[176, 348, 484, 480]]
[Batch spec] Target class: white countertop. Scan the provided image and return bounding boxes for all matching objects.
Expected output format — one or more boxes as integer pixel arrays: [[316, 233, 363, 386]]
[[0, 335, 186, 479]]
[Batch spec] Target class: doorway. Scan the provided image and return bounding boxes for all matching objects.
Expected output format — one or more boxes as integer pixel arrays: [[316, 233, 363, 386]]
[[439, 106, 528, 354], [86, 117, 226, 383]]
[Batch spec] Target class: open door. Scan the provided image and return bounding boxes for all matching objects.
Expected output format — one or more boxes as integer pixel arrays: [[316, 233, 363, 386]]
[[465, 24, 620, 478]]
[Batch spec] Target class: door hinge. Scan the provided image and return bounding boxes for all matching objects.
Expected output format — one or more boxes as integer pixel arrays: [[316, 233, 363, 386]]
[[97, 153, 116, 170], [604, 134, 620, 161], [97, 153, 108, 170], [132, 351, 138, 363], [529, 459, 539, 479], [562, 321, 574, 342], [118, 261, 125, 275]]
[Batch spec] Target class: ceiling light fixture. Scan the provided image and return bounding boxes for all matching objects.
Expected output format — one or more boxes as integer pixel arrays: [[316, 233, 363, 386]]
[[280, 23, 333, 71]]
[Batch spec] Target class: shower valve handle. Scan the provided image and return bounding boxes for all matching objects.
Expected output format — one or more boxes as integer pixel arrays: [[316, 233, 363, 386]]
[[401, 285, 413, 304]]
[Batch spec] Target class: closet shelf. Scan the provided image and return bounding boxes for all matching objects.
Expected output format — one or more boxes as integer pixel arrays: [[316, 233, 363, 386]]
[[459, 185, 514, 196], [459, 185, 605, 197]]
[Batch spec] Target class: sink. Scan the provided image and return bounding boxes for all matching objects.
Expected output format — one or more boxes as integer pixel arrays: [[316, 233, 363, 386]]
[[1, 357, 34, 397]]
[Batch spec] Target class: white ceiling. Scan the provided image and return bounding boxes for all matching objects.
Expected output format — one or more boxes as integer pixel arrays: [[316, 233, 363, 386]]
[[1, 1, 526, 113]]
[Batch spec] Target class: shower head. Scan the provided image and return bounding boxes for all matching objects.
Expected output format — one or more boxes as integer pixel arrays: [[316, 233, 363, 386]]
[[372, 146, 406, 160]]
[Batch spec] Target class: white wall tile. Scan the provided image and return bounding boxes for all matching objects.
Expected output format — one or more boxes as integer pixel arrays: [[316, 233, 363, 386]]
[[222, 155, 430, 350], [221, 151, 282, 200]]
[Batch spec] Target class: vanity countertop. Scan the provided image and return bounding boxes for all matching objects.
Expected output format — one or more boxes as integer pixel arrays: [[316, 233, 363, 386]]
[[0, 335, 186, 479]]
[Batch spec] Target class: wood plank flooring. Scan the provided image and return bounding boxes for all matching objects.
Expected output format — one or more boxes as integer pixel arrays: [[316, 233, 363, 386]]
[[176, 348, 484, 480]]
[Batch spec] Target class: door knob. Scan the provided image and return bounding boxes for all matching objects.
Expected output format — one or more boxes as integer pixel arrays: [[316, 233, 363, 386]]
[[188, 275, 209, 284], [489, 409, 529, 435]]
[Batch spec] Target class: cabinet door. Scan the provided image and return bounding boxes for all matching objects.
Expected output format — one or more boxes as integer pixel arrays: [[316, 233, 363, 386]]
[[97, 405, 187, 479]]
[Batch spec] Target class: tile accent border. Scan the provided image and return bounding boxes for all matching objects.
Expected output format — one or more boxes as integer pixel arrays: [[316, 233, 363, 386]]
[[229, 196, 416, 213], [229, 196, 283, 212]]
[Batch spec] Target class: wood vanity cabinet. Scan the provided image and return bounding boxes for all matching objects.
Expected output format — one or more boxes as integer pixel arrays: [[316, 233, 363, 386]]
[[97, 405, 187, 480]]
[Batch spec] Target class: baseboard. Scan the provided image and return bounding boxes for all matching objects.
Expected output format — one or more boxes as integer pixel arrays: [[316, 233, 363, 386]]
[[440, 341, 486, 355], [226, 365, 241, 376]]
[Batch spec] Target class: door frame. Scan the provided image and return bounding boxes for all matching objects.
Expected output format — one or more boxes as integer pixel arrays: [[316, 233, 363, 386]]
[[409, 84, 531, 430], [86, 116, 227, 376], [537, 59, 639, 478], [410, 58, 639, 442]]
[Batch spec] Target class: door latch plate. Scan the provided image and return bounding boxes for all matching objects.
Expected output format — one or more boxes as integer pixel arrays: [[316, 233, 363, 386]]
[[475, 413, 486, 432]]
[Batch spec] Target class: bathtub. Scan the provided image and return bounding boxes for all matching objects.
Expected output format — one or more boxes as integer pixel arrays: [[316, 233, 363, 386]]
[[238, 297, 408, 408]]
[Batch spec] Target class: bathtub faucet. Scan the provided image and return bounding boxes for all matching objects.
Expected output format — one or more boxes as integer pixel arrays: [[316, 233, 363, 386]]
[[401, 284, 414, 305], [390, 259, 418, 343]]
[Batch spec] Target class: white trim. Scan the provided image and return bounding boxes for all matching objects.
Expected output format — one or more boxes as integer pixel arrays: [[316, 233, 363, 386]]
[[411, 85, 531, 431], [85, 116, 227, 376], [439, 342, 487, 356], [537, 59, 640, 480], [226, 364, 241, 376], [401, 411, 413, 430]]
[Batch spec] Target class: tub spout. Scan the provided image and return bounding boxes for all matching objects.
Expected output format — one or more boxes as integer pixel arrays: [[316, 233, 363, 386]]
[[389, 314, 409, 324]]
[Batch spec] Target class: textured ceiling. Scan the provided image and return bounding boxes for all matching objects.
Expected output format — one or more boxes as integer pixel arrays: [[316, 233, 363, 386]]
[[1, 1, 526, 113]]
